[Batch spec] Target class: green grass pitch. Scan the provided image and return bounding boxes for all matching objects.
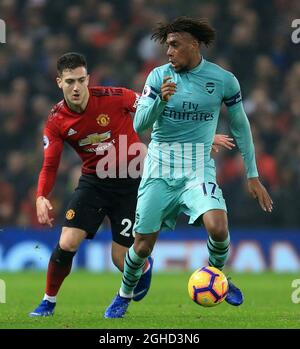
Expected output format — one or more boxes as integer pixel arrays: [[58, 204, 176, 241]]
[[0, 271, 299, 329]]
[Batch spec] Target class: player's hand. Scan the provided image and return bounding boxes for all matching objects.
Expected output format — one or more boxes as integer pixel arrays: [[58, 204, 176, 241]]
[[212, 134, 235, 153], [247, 178, 273, 213], [36, 196, 54, 227], [161, 76, 176, 102]]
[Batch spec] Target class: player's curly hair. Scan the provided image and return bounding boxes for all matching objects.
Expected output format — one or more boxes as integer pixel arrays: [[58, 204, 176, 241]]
[[151, 16, 216, 46]]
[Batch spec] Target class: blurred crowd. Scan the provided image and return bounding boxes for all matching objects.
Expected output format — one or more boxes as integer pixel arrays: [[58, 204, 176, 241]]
[[0, 0, 300, 229]]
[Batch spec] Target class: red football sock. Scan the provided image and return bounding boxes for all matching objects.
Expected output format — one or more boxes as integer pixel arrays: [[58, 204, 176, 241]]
[[45, 260, 72, 296]]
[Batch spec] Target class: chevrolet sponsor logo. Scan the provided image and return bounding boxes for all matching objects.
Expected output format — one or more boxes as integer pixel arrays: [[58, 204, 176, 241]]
[[78, 131, 111, 146]]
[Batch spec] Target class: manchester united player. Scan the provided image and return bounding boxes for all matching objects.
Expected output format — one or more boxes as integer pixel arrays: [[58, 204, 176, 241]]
[[29, 52, 153, 317], [29, 52, 235, 317]]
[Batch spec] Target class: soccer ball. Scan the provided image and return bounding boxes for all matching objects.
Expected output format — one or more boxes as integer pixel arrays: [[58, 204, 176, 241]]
[[188, 266, 228, 307]]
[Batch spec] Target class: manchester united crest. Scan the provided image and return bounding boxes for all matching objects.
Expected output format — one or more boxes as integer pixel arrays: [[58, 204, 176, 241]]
[[97, 114, 110, 127], [65, 209, 75, 220]]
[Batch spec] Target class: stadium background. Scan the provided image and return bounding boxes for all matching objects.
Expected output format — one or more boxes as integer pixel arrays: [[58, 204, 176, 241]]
[[0, 0, 300, 273]]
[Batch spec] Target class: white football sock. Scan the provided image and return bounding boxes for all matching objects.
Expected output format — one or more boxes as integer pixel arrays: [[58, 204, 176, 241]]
[[43, 294, 56, 303]]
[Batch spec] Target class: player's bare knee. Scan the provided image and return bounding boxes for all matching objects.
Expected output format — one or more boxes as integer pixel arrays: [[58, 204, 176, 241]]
[[60, 227, 85, 251], [59, 239, 78, 252], [206, 223, 228, 242], [134, 241, 153, 258], [59, 233, 81, 251], [133, 232, 157, 257]]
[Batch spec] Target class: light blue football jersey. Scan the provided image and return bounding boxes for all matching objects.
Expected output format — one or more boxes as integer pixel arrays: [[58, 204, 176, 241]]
[[134, 58, 258, 182]]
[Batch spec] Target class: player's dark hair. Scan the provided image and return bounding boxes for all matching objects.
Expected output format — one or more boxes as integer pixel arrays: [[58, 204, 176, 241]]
[[57, 52, 87, 76], [151, 16, 216, 46]]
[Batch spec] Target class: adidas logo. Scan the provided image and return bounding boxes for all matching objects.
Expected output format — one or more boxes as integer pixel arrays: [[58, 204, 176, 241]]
[[67, 128, 77, 136]]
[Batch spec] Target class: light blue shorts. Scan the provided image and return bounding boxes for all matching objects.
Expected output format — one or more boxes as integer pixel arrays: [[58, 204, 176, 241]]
[[133, 177, 227, 234]]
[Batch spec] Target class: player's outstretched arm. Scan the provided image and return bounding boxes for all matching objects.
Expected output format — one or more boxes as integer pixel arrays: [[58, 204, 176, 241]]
[[36, 122, 63, 228], [247, 178, 273, 213], [36, 196, 54, 227], [212, 134, 235, 153], [226, 103, 273, 213]]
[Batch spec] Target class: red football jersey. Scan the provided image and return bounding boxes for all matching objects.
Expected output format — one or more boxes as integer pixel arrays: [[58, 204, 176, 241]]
[[37, 87, 141, 197]]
